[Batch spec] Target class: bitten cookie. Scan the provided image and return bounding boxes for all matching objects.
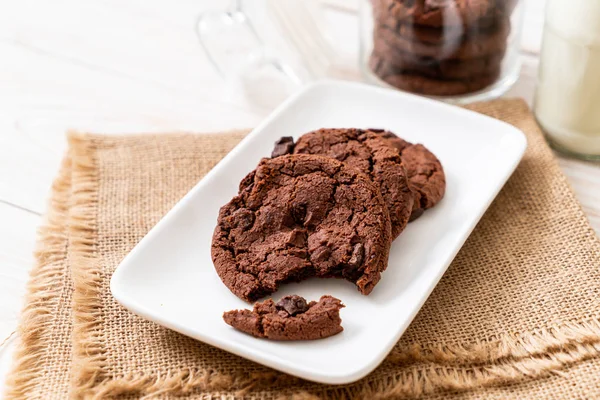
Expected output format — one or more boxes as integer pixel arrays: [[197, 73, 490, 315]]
[[223, 295, 344, 340], [371, 130, 446, 220], [212, 154, 392, 302], [290, 128, 414, 239]]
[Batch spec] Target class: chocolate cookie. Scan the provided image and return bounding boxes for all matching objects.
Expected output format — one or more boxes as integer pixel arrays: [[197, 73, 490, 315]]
[[373, 11, 465, 45], [212, 154, 392, 302], [372, 3, 505, 44], [369, 50, 503, 80], [290, 128, 414, 239], [373, 130, 445, 219], [223, 295, 344, 340], [377, 68, 500, 96], [374, 19, 509, 60], [373, 0, 509, 28]]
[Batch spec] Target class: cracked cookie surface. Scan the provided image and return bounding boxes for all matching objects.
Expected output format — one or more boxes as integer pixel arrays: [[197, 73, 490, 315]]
[[373, 130, 446, 220], [223, 295, 344, 340], [211, 154, 392, 302], [291, 128, 414, 239]]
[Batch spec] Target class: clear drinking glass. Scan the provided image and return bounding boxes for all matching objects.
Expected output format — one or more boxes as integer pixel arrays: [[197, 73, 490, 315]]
[[196, 0, 351, 109], [359, 0, 524, 103], [534, 0, 600, 160]]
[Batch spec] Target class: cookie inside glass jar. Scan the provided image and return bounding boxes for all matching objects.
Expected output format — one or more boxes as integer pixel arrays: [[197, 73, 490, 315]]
[[365, 0, 520, 98]]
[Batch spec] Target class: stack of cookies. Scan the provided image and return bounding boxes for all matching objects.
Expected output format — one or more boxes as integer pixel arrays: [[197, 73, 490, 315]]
[[369, 0, 517, 96], [213, 128, 445, 340]]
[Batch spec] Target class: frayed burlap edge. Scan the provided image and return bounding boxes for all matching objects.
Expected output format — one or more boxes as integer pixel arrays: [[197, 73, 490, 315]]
[[4, 157, 72, 400], [75, 341, 600, 399], [65, 131, 600, 399], [387, 319, 600, 366], [67, 132, 107, 399]]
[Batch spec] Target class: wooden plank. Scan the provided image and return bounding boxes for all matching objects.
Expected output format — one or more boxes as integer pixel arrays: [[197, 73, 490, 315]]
[[0, 0, 221, 96], [0, 38, 266, 213], [0, 204, 40, 344], [0, 112, 63, 215], [0, 340, 16, 397]]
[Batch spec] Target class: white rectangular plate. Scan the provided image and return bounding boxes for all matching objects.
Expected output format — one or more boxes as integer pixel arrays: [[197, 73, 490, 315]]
[[111, 81, 526, 385]]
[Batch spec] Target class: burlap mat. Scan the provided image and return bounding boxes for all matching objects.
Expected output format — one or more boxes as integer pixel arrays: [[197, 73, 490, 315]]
[[4, 99, 600, 399]]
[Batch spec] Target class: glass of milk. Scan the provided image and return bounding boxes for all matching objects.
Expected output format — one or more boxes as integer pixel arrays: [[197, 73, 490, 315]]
[[534, 0, 600, 160]]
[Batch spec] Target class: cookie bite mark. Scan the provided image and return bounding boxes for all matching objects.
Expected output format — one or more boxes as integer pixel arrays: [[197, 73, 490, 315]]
[[293, 128, 414, 239], [212, 154, 392, 302], [223, 295, 344, 340]]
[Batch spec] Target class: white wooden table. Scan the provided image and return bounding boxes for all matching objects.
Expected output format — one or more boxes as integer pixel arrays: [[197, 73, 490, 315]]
[[1, 0, 599, 395]]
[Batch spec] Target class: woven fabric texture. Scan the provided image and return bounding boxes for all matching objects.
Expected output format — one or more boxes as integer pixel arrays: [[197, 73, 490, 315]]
[[4, 99, 600, 399]]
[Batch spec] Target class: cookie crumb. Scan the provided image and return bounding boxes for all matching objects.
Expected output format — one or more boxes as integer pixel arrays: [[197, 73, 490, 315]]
[[223, 295, 344, 340]]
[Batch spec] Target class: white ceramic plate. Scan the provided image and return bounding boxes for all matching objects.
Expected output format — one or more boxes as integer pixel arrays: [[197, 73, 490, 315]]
[[111, 81, 527, 385]]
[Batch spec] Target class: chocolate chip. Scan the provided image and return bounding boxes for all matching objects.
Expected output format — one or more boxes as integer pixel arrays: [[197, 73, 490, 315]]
[[367, 128, 385, 133], [276, 295, 309, 316], [291, 203, 307, 224], [348, 243, 364, 268], [278, 136, 294, 144], [271, 136, 295, 158]]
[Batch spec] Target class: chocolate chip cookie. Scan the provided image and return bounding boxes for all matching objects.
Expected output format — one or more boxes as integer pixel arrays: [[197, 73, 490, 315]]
[[373, 12, 466, 45], [373, 0, 508, 28], [374, 19, 509, 60], [370, 50, 503, 80], [223, 295, 344, 340], [373, 130, 446, 219], [212, 154, 392, 302], [372, 2, 507, 44], [378, 69, 500, 95], [287, 128, 414, 239]]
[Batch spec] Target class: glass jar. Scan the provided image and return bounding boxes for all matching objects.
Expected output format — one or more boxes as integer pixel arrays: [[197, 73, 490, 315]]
[[534, 0, 600, 160], [359, 0, 524, 103]]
